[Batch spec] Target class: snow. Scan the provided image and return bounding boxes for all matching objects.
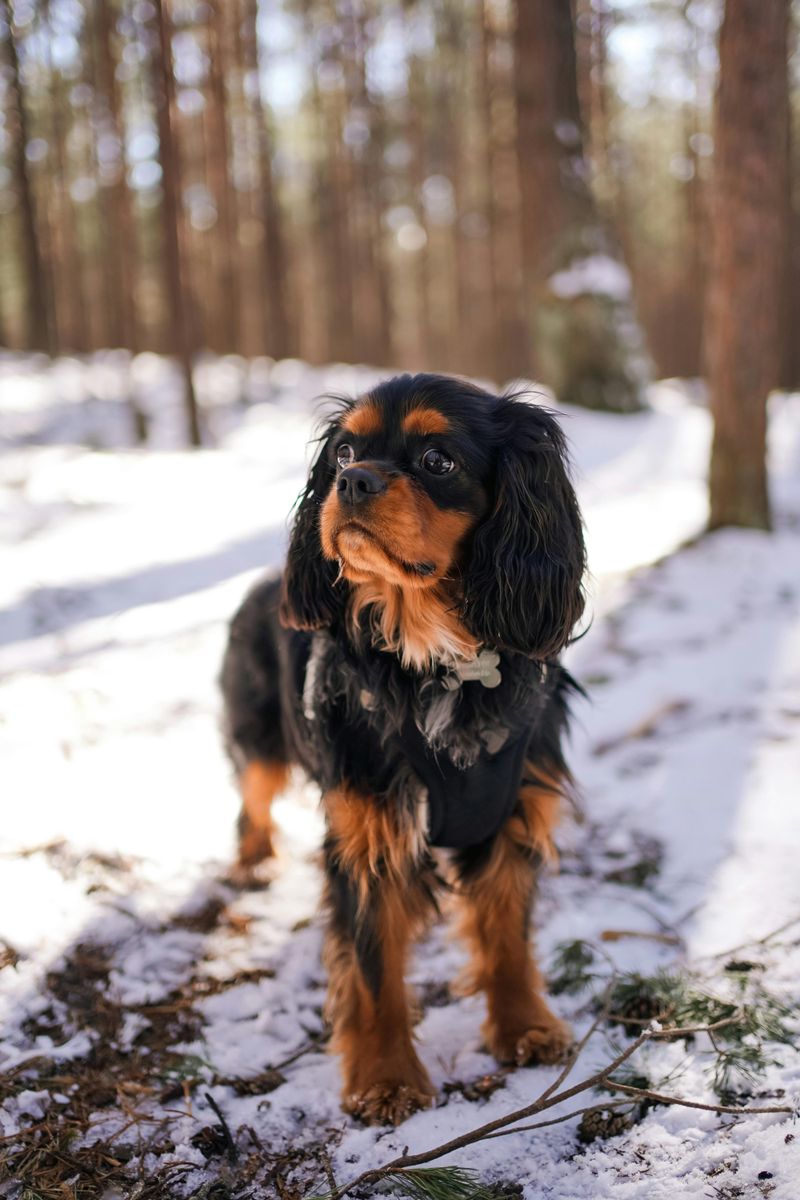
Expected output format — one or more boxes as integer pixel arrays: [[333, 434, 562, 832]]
[[549, 254, 633, 301], [1, 351, 799, 1197]]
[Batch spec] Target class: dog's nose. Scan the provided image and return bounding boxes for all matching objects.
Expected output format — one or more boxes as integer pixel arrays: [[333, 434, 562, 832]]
[[337, 465, 387, 506]]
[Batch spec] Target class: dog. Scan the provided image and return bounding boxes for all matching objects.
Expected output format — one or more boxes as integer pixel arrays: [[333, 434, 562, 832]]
[[220, 372, 586, 1124]]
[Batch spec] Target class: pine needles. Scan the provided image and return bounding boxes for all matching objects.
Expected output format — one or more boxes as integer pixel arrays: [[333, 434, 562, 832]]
[[309, 1166, 493, 1200]]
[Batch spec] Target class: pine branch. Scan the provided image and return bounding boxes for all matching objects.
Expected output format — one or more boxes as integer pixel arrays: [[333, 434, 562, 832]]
[[309, 1012, 791, 1200]]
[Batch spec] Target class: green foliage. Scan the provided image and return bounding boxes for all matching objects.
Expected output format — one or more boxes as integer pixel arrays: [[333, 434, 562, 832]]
[[386, 1167, 494, 1200], [550, 940, 796, 1104], [548, 939, 600, 996], [604, 964, 796, 1101], [308, 1167, 493, 1200]]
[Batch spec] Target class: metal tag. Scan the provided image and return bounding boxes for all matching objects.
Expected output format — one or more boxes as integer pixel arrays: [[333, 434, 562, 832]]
[[442, 648, 502, 690]]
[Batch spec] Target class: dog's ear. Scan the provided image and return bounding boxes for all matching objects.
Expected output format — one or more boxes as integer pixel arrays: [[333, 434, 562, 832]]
[[460, 399, 585, 659], [279, 419, 344, 630]]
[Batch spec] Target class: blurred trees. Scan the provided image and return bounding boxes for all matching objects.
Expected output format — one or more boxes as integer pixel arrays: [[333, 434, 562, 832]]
[[0, 0, 797, 415]]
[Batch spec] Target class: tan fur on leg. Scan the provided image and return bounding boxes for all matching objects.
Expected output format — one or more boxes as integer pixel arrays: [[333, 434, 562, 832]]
[[237, 760, 289, 867], [456, 766, 572, 1066], [324, 789, 437, 1123]]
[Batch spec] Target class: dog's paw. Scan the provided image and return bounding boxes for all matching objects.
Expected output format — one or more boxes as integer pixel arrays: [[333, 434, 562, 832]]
[[486, 1016, 573, 1067], [345, 1080, 434, 1125], [236, 820, 275, 870]]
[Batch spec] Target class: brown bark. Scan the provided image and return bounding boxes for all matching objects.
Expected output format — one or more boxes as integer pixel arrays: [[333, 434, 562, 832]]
[[348, 0, 393, 367], [406, 49, 434, 369], [239, 0, 292, 359], [151, 0, 201, 446], [706, 0, 790, 531], [94, 0, 139, 352], [513, 0, 589, 289], [480, 0, 529, 381], [93, 0, 148, 439], [206, 0, 238, 352], [512, 0, 643, 410], [43, 11, 89, 355], [0, 1, 53, 352], [307, 5, 355, 365]]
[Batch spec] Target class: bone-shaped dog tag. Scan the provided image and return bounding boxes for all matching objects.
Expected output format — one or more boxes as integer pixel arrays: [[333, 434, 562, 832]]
[[444, 649, 502, 689]]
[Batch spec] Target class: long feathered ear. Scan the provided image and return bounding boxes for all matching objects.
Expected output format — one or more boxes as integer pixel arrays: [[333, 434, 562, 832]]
[[279, 420, 344, 630], [460, 399, 586, 659]]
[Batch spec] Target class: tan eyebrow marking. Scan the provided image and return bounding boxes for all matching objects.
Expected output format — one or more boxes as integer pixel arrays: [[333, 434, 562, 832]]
[[341, 402, 383, 436], [402, 408, 450, 437]]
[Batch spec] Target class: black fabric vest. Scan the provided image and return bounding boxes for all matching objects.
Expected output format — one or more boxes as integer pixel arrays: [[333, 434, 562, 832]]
[[293, 631, 529, 852], [396, 717, 528, 849]]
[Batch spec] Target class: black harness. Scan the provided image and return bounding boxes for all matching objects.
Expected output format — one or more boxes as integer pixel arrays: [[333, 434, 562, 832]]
[[297, 631, 530, 852], [397, 717, 529, 849]]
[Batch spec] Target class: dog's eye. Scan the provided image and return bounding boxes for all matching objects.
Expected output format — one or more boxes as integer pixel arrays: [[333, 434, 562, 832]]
[[336, 443, 355, 468], [421, 448, 455, 475]]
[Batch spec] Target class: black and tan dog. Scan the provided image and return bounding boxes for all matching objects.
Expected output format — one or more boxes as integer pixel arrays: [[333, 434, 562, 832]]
[[220, 373, 586, 1124]]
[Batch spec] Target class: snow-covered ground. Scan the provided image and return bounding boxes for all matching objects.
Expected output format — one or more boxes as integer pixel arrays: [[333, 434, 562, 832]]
[[1, 352, 799, 1198]]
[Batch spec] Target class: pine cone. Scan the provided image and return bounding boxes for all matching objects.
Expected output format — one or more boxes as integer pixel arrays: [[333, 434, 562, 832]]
[[577, 1106, 633, 1144], [616, 992, 663, 1035]]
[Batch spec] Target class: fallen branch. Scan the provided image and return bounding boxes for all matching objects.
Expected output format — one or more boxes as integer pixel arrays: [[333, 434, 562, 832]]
[[309, 1013, 794, 1200]]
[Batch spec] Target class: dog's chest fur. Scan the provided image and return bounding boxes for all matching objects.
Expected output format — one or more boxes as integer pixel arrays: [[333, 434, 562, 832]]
[[304, 628, 547, 764]]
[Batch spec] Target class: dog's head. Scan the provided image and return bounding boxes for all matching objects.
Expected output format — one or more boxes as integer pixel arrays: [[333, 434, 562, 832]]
[[280, 373, 585, 663]]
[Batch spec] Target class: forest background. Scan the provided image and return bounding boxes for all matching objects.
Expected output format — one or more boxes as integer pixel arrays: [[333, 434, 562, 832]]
[[1, 0, 796, 441]]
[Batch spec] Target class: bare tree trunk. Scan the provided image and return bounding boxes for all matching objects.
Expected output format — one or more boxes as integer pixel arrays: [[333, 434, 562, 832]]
[[706, 0, 790, 531], [93, 0, 148, 440], [0, 1, 53, 352], [240, 0, 292, 359], [406, 49, 434, 369], [479, 0, 528, 382], [513, 0, 644, 410], [151, 0, 201, 445], [349, 0, 393, 367], [95, 0, 138, 347], [43, 6, 89, 354], [206, 0, 238, 353], [307, 7, 355, 365]]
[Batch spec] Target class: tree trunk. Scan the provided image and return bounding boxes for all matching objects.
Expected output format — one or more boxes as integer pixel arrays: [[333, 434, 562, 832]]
[[706, 0, 790, 531], [239, 0, 293, 359], [94, 0, 147, 440], [150, 0, 201, 446], [206, 0, 238, 353], [479, 0, 528, 382], [512, 0, 644, 410], [0, 1, 53, 352], [43, 2, 90, 355]]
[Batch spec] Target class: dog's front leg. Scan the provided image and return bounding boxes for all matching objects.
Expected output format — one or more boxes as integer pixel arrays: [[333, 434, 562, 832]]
[[322, 788, 436, 1124], [455, 771, 572, 1067]]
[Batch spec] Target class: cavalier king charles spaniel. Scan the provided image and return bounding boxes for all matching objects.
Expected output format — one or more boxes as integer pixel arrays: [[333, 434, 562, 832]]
[[220, 372, 586, 1124]]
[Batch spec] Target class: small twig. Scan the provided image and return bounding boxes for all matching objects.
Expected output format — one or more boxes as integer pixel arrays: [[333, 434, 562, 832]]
[[204, 1091, 237, 1162], [537, 978, 615, 1106], [698, 914, 800, 964], [320, 1147, 338, 1195], [479, 1098, 634, 1140], [273, 1035, 327, 1072], [600, 929, 681, 947], [604, 1079, 793, 1116]]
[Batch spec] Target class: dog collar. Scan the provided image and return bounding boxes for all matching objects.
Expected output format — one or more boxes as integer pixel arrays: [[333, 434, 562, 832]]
[[441, 648, 501, 691]]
